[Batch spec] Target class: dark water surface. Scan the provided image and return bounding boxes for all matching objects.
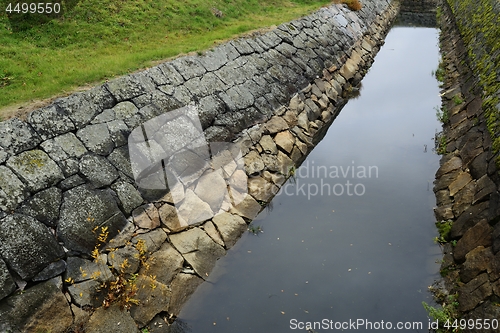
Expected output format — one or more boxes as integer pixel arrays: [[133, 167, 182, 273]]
[[175, 27, 443, 333]]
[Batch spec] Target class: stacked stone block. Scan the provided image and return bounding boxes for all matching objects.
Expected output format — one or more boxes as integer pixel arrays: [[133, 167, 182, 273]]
[[0, 0, 398, 331]]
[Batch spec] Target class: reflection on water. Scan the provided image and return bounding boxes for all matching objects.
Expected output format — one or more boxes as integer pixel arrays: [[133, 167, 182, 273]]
[[176, 27, 443, 333]]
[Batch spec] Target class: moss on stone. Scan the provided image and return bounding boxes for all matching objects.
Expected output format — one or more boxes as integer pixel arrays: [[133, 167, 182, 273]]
[[446, 0, 500, 166]]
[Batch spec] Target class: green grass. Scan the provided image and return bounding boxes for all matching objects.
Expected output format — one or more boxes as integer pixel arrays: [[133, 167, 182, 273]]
[[0, 0, 331, 115]]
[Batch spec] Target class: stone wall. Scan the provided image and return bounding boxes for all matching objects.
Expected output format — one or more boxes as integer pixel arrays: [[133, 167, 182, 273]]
[[432, 0, 500, 325], [444, 0, 500, 167], [0, 1, 399, 331]]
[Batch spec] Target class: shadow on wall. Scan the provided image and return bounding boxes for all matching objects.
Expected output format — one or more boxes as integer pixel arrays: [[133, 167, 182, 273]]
[[395, 0, 437, 27]]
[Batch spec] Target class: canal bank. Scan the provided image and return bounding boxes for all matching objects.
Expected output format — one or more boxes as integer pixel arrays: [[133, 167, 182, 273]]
[[174, 23, 444, 333], [431, 0, 500, 327], [0, 1, 400, 332]]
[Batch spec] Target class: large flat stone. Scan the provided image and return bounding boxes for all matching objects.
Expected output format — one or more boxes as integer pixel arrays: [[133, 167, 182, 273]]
[[140, 242, 184, 285], [448, 172, 472, 197], [230, 194, 262, 219], [76, 123, 115, 155], [458, 273, 492, 312], [131, 228, 168, 254], [0, 214, 65, 280], [85, 304, 139, 333], [0, 277, 73, 333], [111, 181, 144, 215], [169, 228, 225, 278], [129, 275, 171, 327], [450, 201, 489, 238], [167, 273, 204, 316], [57, 185, 128, 255], [40, 132, 88, 162], [6, 150, 64, 192], [212, 213, 247, 249], [54, 92, 100, 128], [454, 219, 493, 263], [460, 246, 494, 283], [436, 156, 462, 178], [105, 75, 148, 103], [194, 170, 227, 213], [159, 203, 187, 232], [275, 130, 295, 153], [27, 105, 76, 140], [80, 154, 120, 188], [176, 189, 214, 226]]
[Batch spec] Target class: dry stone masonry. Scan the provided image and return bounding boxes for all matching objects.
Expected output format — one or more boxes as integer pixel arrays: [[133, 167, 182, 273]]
[[0, 1, 399, 331], [432, 0, 500, 324]]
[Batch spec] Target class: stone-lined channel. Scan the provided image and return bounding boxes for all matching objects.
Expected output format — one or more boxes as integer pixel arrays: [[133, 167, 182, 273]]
[[172, 26, 443, 332]]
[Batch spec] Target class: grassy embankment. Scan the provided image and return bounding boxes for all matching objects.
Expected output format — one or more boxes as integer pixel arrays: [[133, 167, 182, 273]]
[[0, 0, 331, 118]]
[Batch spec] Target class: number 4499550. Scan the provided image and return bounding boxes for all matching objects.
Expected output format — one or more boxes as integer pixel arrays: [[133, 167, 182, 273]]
[[5, 3, 61, 14]]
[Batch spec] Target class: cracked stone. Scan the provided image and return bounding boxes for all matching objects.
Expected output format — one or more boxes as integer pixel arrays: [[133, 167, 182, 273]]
[[131, 228, 168, 254], [132, 203, 161, 230], [458, 273, 492, 312], [203, 221, 225, 247], [108, 245, 141, 275], [41, 132, 88, 161], [176, 189, 214, 225], [28, 105, 76, 140], [130, 275, 171, 327], [169, 228, 225, 278], [212, 212, 247, 249]]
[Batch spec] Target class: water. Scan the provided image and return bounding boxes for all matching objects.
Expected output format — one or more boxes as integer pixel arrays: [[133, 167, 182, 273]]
[[174, 27, 443, 333]]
